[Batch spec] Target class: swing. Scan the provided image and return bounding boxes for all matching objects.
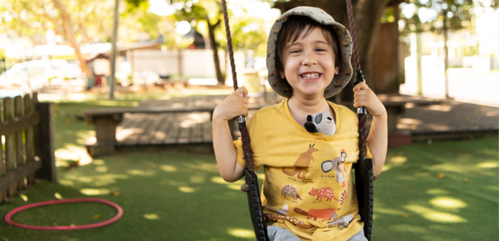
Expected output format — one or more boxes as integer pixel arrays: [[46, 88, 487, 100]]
[[220, 0, 374, 240]]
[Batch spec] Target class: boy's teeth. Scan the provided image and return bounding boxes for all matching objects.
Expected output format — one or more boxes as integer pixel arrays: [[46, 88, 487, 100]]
[[301, 73, 320, 79]]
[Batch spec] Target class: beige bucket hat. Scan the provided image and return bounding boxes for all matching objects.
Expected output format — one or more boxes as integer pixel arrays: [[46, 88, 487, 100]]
[[266, 6, 353, 98]]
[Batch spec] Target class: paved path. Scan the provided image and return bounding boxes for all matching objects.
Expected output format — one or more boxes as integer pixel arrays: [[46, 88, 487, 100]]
[[114, 94, 498, 147]]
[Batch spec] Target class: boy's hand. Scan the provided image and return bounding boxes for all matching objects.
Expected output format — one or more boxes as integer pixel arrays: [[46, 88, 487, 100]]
[[353, 82, 386, 118], [213, 87, 249, 121]]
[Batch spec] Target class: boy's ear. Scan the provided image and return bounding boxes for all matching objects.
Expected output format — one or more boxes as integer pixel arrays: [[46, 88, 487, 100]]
[[279, 71, 285, 79], [334, 66, 340, 75]]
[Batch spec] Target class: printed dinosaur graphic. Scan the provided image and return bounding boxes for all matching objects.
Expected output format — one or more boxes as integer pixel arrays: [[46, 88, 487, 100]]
[[328, 214, 354, 228], [294, 207, 338, 222], [281, 184, 302, 200], [282, 144, 318, 183], [264, 213, 313, 229], [308, 187, 340, 202]]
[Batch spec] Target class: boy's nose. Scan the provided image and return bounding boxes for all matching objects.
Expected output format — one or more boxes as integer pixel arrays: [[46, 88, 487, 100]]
[[302, 59, 317, 66]]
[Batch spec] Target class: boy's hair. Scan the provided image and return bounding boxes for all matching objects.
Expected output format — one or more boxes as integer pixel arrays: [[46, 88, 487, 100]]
[[276, 16, 341, 76]]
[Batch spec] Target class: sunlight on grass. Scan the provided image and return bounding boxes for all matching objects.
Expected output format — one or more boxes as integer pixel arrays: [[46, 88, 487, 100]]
[[389, 156, 407, 165], [186, 162, 219, 173], [75, 130, 95, 145], [59, 179, 76, 187], [427, 189, 450, 195], [486, 185, 499, 191], [382, 165, 392, 172], [430, 197, 467, 209], [211, 176, 245, 185], [375, 207, 405, 215], [127, 169, 154, 176], [62, 173, 128, 186], [228, 228, 256, 238], [93, 160, 106, 165], [160, 165, 178, 172], [80, 188, 111, 195], [477, 161, 498, 168], [227, 184, 244, 191], [55, 144, 91, 167], [95, 166, 108, 173], [178, 186, 196, 193], [404, 205, 467, 223], [143, 213, 161, 220]]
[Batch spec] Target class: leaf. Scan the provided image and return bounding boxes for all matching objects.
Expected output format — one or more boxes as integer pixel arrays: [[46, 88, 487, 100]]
[[438, 173, 445, 179], [20, 194, 28, 202], [93, 214, 101, 219], [54, 193, 63, 199], [110, 191, 121, 197], [463, 178, 469, 183], [402, 213, 410, 218]]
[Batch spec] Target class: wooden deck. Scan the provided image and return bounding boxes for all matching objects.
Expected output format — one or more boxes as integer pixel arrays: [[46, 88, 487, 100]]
[[114, 93, 282, 147], [107, 93, 498, 148]]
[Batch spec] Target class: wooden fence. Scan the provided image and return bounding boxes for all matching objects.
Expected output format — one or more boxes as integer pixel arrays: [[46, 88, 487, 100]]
[[0, 93, 56, 204]]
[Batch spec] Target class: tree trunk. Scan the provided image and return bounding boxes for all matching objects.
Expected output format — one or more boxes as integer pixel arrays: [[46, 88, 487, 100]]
[[304, 0, 390, 101], [207, 19, 224, 85], [52, 0, 92, 78]]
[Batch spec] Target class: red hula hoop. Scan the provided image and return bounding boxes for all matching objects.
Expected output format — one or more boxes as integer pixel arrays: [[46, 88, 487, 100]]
[[4, 198, 123, 230]]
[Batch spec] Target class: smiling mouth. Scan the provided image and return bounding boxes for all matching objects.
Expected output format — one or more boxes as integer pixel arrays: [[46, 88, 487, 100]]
[[300, 73, 321, 79]]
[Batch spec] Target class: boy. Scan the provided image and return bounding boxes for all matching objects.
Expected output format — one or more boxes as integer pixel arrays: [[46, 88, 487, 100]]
[[213, 6, 387, 241]]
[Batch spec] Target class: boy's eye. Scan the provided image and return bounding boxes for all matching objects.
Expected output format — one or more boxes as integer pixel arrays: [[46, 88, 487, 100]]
[[290, 49, 302, 54], [316, 48, 326, 52]]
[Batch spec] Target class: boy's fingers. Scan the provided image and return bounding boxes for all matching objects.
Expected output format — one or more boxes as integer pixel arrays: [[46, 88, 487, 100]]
[[235, 87, 248, 96]]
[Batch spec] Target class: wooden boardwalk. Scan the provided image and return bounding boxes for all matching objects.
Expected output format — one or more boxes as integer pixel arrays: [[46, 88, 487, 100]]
[[114, 93, 499, 147], [115, 93, 283, 147]]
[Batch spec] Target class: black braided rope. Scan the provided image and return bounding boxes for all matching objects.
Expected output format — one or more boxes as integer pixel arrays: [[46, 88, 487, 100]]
[[346, 0, 361, 71], [220, 3, 268, 241], [221, 0, 238, 90], [346, 1, 373, 240]]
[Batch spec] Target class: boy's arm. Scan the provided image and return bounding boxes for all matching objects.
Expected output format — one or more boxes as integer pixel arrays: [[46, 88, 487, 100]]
[[353, 82, 388, 176], [212, 87, 248, 182]]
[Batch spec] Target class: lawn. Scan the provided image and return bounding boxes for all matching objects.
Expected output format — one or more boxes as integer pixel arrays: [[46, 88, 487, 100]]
[[0, 91, 498, 241]]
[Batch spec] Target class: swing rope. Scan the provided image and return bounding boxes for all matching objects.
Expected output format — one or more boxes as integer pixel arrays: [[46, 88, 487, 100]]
[[221, 1, 268, 240], [345, 0, 375, 240], [221, 0, 255, 172]]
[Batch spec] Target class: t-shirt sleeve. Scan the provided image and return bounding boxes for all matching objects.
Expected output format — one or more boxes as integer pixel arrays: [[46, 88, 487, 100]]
[[366, 144, 373, 159], [233, 112, 268, 171]]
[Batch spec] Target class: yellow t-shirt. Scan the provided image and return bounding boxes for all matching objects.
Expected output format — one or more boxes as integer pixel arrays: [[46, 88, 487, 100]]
[[235, 99, 372, 241]]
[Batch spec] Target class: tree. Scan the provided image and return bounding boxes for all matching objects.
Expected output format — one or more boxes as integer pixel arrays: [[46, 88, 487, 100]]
[[170, 0, 226, 85], [0, 0, 165, 79], [0, 0, 117, 77]]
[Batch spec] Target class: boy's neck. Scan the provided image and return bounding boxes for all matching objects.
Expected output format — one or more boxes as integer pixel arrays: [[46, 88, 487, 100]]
[[287, 95, 334, 126]]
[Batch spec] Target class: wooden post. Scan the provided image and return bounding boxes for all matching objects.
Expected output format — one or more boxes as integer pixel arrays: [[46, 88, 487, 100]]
[[24, 94, 36, 185], [35, 102, 57, 183], [14, 96, 26, 190], [3, 97, 17, 197]]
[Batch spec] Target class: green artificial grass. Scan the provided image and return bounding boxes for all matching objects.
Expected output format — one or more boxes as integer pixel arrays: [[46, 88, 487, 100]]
[[0, 98, 498, 241]]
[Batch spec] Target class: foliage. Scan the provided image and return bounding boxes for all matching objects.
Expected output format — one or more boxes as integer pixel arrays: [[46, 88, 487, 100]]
[[398, 0, 497, 35]]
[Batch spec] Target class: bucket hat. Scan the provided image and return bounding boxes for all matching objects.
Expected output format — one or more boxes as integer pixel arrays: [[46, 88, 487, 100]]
[[266, 6, 353, 98]]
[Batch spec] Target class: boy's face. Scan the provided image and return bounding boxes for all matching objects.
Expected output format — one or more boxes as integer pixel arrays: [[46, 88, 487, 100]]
[[279, 26, 339, 98]]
